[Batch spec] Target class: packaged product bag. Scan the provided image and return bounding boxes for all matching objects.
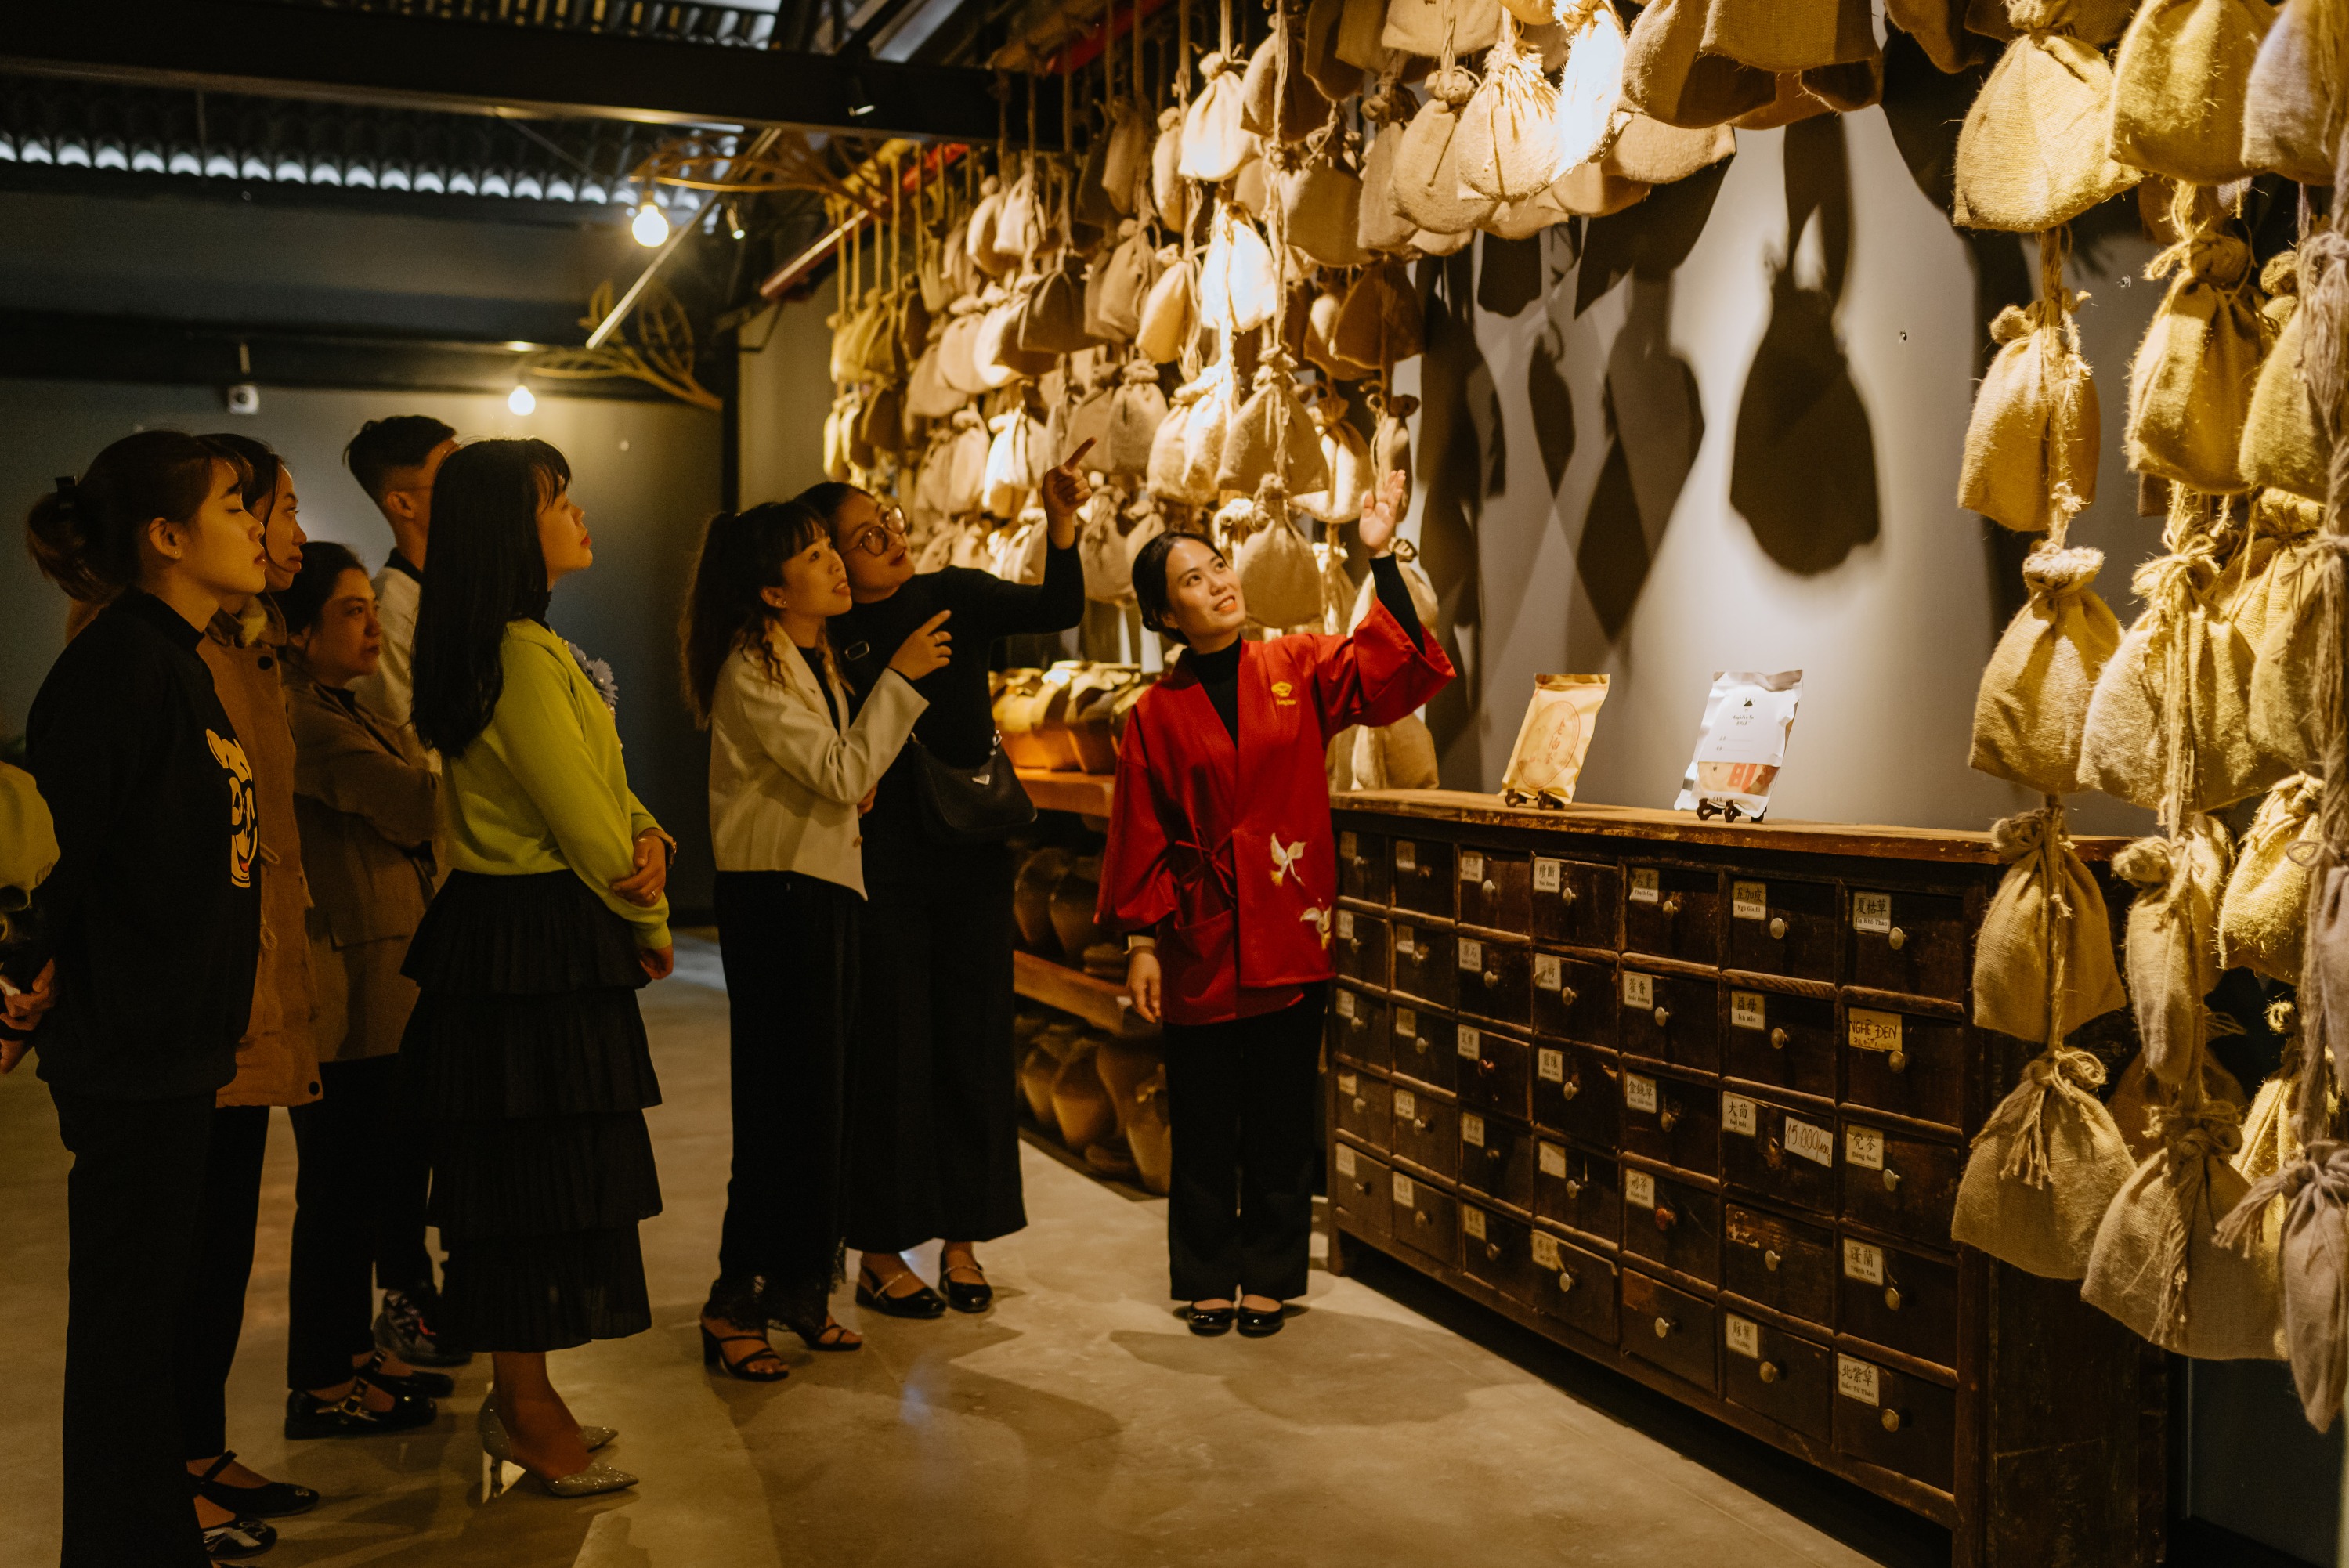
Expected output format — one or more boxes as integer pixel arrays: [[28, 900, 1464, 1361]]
[[1969, 544, 2123, 797], [1236, 483, 1328, 629], [2112, 818, 2234, 1089], [1391, 65, 1500, 233], [1498, 674, 1611, 807], [1621, 0, 1776, 128], [1180, 52, 1256, 183], [1672, 670, 1801, 821], [1971, 807, 2129, 1045], [1107, 360, 1170, 478], [2127, 227, 2264, 495], [1220, 352, 1333, 497], [2241, 0, 2349, 186], [1958, 294, 2101, 534], [1700, 0, 1879, 74], [1952, 1046, 2136, 1279], [1382, 0, 1503, 59], [1555, 0, 1633, 170], [2240, 250, 2330, 504], [2110, 0, 2276, 186], [2220, 774, 2322, 982], [1455, 13, 1566, 201], [1953, 15, 2140, 233]]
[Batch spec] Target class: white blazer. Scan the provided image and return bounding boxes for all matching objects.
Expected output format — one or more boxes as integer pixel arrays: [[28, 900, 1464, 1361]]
[[707, 635, 927, 896]]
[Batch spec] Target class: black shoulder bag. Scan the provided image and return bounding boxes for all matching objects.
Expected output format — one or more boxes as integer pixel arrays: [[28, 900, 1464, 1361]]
[[840, 636, 1035, 845]]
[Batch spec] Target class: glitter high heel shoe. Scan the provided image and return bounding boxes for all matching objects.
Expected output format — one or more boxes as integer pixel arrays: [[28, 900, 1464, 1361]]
[[478, 1400, 638, 1498]]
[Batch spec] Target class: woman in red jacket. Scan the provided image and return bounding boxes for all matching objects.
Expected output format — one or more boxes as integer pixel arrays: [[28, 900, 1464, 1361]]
[[1097, 472, 1451, 1339]]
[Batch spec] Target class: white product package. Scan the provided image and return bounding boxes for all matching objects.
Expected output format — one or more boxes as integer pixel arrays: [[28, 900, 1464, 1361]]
[[1673, 670, 1803, 822]]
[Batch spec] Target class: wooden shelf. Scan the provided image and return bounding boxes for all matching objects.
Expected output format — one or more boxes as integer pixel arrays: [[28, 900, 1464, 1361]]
[[1014, 949, 1153, 1037], [1017, 768, 1117, 817]]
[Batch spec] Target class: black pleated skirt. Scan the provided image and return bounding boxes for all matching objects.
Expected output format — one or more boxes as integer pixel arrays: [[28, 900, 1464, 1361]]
[[400, 871, 663, 1352]]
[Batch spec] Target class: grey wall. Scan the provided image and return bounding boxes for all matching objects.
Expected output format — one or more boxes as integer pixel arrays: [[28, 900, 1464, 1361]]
[[735, 291, 840, 508]]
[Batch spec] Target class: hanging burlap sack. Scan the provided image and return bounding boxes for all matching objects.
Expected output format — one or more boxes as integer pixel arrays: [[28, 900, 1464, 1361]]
[[2110, 1051, 2252, 1160], [982, 408, 1044, 518], [1544, 163, 1654, 219], [1969, 545, 2124, 796], [1415, 226, 1478, 255], [995, 162, 1045, 260], [2111, 0, 2276, 186], [822, 396, 850, 482], [1242, 23, 1333, 144], [854, 381, 905, 455], [2241, 253, 2331, 504], [1136, 251, 1198, 365], [1886, 0, 1995, 70], [2219, 774, 2322, 982], [1953, 1046, 2136, 1280], [2241, 0, 2348, 185], [1147, 381, 1206, 503], [1299, 286, 1371, 380], [1106, 360, 1170, 477], [1182, 359, 1243, 501], [1306, 0, 1370, 96], [2224, 493, 2323, 653], [908, 322, 967, 421], [965, 179, 1013, 278], [1079, 490, 1137, 602], [1456, 14, 1566, 201], [1970, 807, 2128, 1044], [2221, 1135, 2349, 1422], [1700, 0, 1877, 74], [1959, 297, 2101, 534], [1231, 143, 1274, 221], [1554, 1, 1633, 170], [2084, 1095, 2285, 1360], [1285, 147, 1374, 269], [1238, 482, 1328, 628], [1019, 258, 1101, 356], [1299, 396, 1373, 523], [1622, 0, 1776, 130], [1392, 65, 1500, 233], [1602, 115, 1735, 184], [1151, 107, 1191, 230], [1348, 547, 1440, 631], [1383, 0, 1503, 58], [2113, 818, 2234, 1088], [1953, 21, 2140, 233], [1221, 352, 1333, 497], [1070, 366, 1118, 457], [1332, 259, 1426, 370], [2234, 1015, 2307, 1183], [1181, 52, 1257, 182], [1357, 110, 1419, 253], [1093, 224, 1155, 345], [1106, 109, 1151, 220], [936, 407, 992, 515], [2248, 537, 2332, 772], [1199, 205, 1280, 334], [1374, 392, 1419, 513], [938, 298, 989, 396], [1352, 714, 1442, 786], [2127, 229, 2264, 495]]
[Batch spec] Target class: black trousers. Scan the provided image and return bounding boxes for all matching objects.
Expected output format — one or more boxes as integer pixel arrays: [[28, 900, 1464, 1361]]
[[375, 1097, 436, 1296], [844, 833, 1025, 1255], [1162, 986, 1327, 1302], [52, 1086, 215, 1568], [287, 1055, 417, 1390], [174, 1103, 270, 1461], [715, 870, 858, 1331]]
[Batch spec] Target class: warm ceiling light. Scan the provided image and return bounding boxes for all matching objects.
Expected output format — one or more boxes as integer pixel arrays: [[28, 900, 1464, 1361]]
[[631, 201, 670, 247], [508, 384, 537, 416]]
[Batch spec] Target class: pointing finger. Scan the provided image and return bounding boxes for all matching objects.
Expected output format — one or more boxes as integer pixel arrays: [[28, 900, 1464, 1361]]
[[1059, 438, 1096, 471]]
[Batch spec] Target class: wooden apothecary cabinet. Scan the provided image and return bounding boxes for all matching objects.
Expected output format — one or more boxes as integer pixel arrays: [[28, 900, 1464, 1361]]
[[1327, 790, 2163, 1568]]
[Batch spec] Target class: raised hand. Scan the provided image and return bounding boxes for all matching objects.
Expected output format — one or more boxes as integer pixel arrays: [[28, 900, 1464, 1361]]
[[1040, 439, 1096, 544], [1357, 468, 1408, 558], [887, 609, 955, 681]]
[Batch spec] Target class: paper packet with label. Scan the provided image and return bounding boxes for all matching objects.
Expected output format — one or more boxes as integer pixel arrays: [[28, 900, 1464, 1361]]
[[1673, 670, 1802, 822], [1500, 674, 1610, 807]]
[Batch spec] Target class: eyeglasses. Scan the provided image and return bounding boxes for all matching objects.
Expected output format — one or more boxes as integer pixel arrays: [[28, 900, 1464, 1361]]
[[848, 505, 909, 557]]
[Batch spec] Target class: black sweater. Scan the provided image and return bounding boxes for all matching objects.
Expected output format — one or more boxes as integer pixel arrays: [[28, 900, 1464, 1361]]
[[1191, 555, 1426, 739], [25, 591, 261, 1100]]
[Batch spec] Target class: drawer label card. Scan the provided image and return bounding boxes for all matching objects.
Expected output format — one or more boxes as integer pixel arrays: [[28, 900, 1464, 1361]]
[[1623, 971, 1655, 1010], [1848, 1008, 1903, 1054], [1397, 925, 1417, 957], [1845, 1125, 1885, 1171], [1539, 1141, 1568, 1177], [1844, 1238, 1885, 1285], [1460, 851, 1485, 883], [1457, 1026, 1482, 1060], [1393, 1172, 1415, 1205], [1733, 880, 1768, 921], [1335, 989, 1356, 1020], [1395, 1007, 1416, 1040], [1726, 1314, 1760, 1360], [1625, 1169, 1657, 1209], [1852, 891, 1893, 935], [1464, 1206, 1487, 1240], [1630, 867, 1661, 905], [1722, 1093, 1758, 1137], [1624, 1073, 1659, 1114], [1837, 1355, 1881, 1407], [1396, 841, 1417, 872], [1730, 990, 1767, 1032], [1393, 1089, 1417, 1120], [1462, 1112, 1486, 1147], [1340, 831, 1358, 861], [1532, 1231, 1562, 1270], [1534, 858, 1563, 893], [1335, 1143, 1357, 1177], [1338, 1071, 1358, 1097], [1537, 1047, 1565, 1083], [1784, 1117, 1836, 1166], [1337, 910, 1355, 941], [1458, 938, 1484, 973], [1534, 953, 1563, 992]]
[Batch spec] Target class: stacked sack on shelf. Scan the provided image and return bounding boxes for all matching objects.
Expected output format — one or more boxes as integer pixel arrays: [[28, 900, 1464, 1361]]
[[1946, 0, 2349, 1429]]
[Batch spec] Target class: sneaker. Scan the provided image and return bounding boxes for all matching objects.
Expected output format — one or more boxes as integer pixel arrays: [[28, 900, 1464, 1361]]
[[374, 1283, 470, 1368]]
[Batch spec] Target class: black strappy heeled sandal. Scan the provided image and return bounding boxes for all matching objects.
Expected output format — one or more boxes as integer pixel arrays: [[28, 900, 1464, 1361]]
[[700, 1324, 790, 1382], [190, 1451, 319, 1518]]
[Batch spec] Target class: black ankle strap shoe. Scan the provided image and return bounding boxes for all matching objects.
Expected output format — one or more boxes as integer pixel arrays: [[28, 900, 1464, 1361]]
[[284, 1380, 439, 1441]]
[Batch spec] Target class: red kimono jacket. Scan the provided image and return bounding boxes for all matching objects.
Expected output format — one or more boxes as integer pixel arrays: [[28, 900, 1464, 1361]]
[[1096, 596, 1454, 1026]]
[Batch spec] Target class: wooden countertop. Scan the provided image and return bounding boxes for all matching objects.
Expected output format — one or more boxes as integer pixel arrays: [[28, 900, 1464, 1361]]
[[1331, 789, 2130, 865]]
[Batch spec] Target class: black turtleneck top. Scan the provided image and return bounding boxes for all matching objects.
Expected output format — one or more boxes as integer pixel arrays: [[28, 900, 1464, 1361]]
[[1190, 555, 1426, 739]]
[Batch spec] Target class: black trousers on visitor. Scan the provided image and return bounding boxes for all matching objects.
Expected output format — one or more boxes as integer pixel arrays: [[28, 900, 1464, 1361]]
[[287, 1055, 419, 1391], [715, 870, 859, 1332], [175, 1102, 271, 1461], [1162, 985, 1326, 1302], [52, 1086, 215, 1568]]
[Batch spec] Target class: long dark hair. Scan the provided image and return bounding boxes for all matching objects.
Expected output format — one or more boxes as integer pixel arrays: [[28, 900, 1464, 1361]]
[[26, 430, 248, 603], [202, 432, 284, 519], [1131, 529, 1220, 647], [410, 439, 572, 756], [272, 540, 367, 636], [681, 500, 830, 728], [793, 481, 866, 539]]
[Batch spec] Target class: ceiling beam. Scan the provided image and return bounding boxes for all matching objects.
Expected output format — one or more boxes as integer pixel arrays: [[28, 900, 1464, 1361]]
[[2, 0, 1049, 143]]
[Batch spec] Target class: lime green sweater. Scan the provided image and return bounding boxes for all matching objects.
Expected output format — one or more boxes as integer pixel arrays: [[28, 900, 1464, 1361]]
[[1, 761, 60, 947], [442, 620, 670, 949]]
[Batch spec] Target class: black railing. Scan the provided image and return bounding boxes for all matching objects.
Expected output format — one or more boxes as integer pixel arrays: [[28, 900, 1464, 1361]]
[[244, 0, 788, 49]]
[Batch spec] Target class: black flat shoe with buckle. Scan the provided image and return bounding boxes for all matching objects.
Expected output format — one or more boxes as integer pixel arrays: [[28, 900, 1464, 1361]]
[[1187, 1303, 1236, 1337], [1236, 1303, 1285, 1338], [190, 1453, 317, 1519], [284, 1378, 438, 1440], [939, 1255, 992, 1314], [854, 1268, 947, 1320]]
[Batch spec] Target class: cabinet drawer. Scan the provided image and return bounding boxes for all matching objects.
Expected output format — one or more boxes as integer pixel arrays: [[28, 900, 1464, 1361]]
[[1531, 1227, 1620, 1344], [1837, 1235, 1959, 1371], [1391, 1168, 1459, 1267], [1334, 908, 1390, 988], [1720, 987, 1837, 1100], [1622, 1269, 1718, 1393], [1833, 1353, 1956, 1494], [1838, 1123, 1964, 1250], [1462, 1201, 1538, 1303], [1621, 1164, 1720, 1286], [1454, 1021, 1530, 1121], [1458, 1110, 1539, 1211], [1455, 846, 1532, 934], [1452, 933, 1534, 1028], [1845, 887, 1969, 1002], [1724, 876, 1841, 982], [1532, 950, 1620, 1046], [1389, 1085, 1459, 1180], [1534, 1139, 1623, 1245], [1332, 985, 1389, 1071], [1722, 1313, 1834, 1444], [1334, 1069, 1392, 1151], [1390, 836, 1455, 919], [1390, 920, 1458, 1010], [1842, 1005, 1968, 1132], [1532, 1040, 1621, 1148], [1722, 1201, 1837, 1328], [1390, 1003, 1455, 1093], [1337, 827, 1390, 906], [1530, 855, 1622, 951], [1719, 1092, 1839, 1215], [1623, 863, 1724, 968], [1332, 1143, 1391, 1237], [1619, 966, 1722, 1075], [1620, 1065, 1721, 1180]]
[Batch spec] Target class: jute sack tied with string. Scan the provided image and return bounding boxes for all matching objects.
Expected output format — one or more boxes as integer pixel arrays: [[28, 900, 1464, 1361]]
[[1457, 13, 1566, 201], [1108, 361, 1170, 478], [1181, 52, 1256, 183], [2220, 774, 2322, 982], [1382, 0, 1502, 59], [1299, 396, 1372, 523], [1305, 0, 1369, 98], [1237, 482, 1327, 629], [1285, 144, 1373, 269], [983, 407, 1047, 519], [1953, 1046, 2136, 1279], [1621, 0, 1775, 128], [2248, 534, 2333, 772], [1952, 5, 2140, 233], [1392, 65, 1500, 233], [1151, 107, 1191, 230], [1373, 392, 1419, 512], [1079, 488, 1135, 603], [2240, 0, 2349, 186], [1242, 23, 1332, 144], [2112, 818, 2233, 1088], [1335, 0, 1399, 70], [2242, 247, 2331, 502], [1353, 714, 1441, 787], [1333, 260, 1426, 370], [1199, 207, 1279, 335], [1969, 544, 2123, 797], [2222, 1137, 2349, 1422], [1181, 357, 1244, 503], [1959, 292, 2101, 534], [1886, 0, 1996, 71], [2109, 1050, 2252, 1162], [1147, 381, 1206, 504], [1357, 103, 1418, 253], [935, 406, 992, 515], [1603, 115, 1735, 185], [1700, 0, 1877, 74], [2235, 1003, 2311, 1185], [2127, 225, 2265, 495], [1555, 1, 1633, 171], [2110, 0, 2276, 186], [1096, 222, 1160, 345], [1137, 251, 1198, 365], [1970, 807, 2127, 1044], [1221, 352, 1333, 497]]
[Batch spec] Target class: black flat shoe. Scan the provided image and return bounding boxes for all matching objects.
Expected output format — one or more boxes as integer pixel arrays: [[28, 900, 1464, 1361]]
[[202, 1516, 277, 1559], [940, 1257, 992, 1314], [855, 1270, 947, 1320], [284, 1380, 438, 1440], [1236, 1304, 1285, 1339], [361, 1349, 455, 1400], [190, 1453, 317, 1519], [701, 1324, 790, 1382], [1187, 1304, 1236, 1337]]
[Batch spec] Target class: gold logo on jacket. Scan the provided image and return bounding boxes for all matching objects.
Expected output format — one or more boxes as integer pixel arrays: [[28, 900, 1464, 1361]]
[[207, 728, 257, 890], [1271, 679, 1296, 706]]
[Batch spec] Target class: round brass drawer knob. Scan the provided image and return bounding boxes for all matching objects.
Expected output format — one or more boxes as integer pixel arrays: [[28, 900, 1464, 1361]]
[[1484, 1242, 1502, 1261], [1354, 1180, 1372, 1195], [1661, 894, 1683, 917], [1758, 1360, 1781, 1385], [1350, 1097, 1367, 1112], [1881, 1168, 1903, 1194], [1654, 1204, 1678, 1232], [1769, 916, 1787, 940], [1769, 1027, 1789, 1050], [1415, 1036, 1431, 1053], [1559, 886, 1579, 905], [1881, 1407, 1904, 1434], [1659, 1104, 1681, 1131], [1414, 1117, 1431, 1132], [1885, 1286, 1903, 1312], [1653, 1315, 1676, 1339], [1350, 1015, 1367, 1031], [1887, 927, 1907, 952], [1478, 1057, 1498, 1075], [1415, 1210, 1431, 1226], [1558, 1270, 1577, 1292], [1561, 1078, 1580, 1100], [1481, 879, 1498, 898], [1763, 1248, 1782, 1272], [1487, 1145, 1504, 1162], [1563, 1179, 1583, 1199], [1653, 1005, 1671, 1028], [1888, 1050, 1909, 1074], [1483, 970, 1501, 989], [1559, 986, 1579, 1006], [1348, 936, 1361, 951]]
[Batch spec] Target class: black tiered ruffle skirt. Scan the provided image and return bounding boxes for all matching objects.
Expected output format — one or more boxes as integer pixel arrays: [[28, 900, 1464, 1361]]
[[400, 871, 663, 1352]]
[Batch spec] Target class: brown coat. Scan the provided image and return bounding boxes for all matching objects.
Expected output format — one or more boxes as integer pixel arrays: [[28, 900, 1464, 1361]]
[[284, 656, 438, 1061], [201, 602, 320, 1106]]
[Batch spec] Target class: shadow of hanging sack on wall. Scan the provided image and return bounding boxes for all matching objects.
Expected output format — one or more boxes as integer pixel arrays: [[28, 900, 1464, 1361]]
[[1576, 273, 1707, 641], [1412, 246, 1500, 779], [1729, 113, 1880, 575]]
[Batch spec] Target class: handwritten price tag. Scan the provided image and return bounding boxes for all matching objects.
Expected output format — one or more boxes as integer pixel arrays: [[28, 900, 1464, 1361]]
[[1848, 1008, 1903, 1055], [1785, 1118, 1835, 1166]]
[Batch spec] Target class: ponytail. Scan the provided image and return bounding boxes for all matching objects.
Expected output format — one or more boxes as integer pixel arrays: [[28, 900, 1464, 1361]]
[[27, 431, 247, 604], [680, 500, 830, 728]]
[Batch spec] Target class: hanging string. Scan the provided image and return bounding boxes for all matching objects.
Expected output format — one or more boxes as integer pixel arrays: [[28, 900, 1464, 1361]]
[[1178, 0, 1193, 105], [1219, 0, 1233, 59]]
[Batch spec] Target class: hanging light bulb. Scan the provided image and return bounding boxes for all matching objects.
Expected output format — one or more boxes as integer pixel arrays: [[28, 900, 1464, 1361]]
[[508, 383, 537, 416], [631, 200, 670, 247], [727, 201, 746, 240]]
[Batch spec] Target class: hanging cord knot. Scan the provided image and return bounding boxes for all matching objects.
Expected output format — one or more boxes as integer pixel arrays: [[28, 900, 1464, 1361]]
[[2150, 1096, 2247, 1339], [1977, 1045, 2109, 1189], [2021, 542, 2106, 601], [2218, 1140, 2349, 1255]]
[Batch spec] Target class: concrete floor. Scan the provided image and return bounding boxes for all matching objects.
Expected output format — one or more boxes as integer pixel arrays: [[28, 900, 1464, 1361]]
[[0, 938, 1910, 1568]]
